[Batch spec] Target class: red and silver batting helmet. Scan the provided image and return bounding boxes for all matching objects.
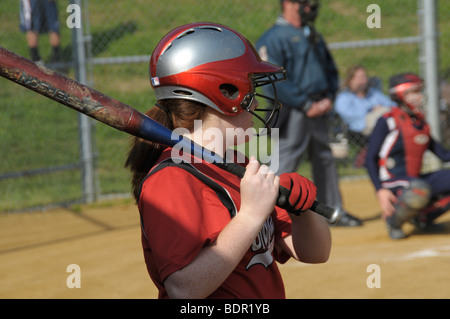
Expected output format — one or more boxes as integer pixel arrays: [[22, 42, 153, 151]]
[[149, 22, 286, 133]]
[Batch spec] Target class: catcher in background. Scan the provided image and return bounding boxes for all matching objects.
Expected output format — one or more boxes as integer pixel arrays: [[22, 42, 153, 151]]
[[125, 23, 331, 299], [365, 73, 450, 239]]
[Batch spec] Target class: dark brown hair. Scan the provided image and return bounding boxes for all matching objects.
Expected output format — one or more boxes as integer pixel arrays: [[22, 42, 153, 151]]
[[125, 99, 206, 202]]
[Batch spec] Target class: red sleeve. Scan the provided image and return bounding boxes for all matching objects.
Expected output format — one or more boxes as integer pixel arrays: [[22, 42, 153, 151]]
[[138, 167, 232, 282], [272, 207, 292, 264]]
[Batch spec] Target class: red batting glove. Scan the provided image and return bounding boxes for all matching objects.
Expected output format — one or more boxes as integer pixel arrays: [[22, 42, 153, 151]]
[[279, 173, 317, 215]]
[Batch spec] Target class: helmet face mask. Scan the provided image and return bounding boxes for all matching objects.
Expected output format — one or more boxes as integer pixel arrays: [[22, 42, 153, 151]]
[[298, 0, 320, 25], [150, 23, 286, 134], [402, 84, 425, 116], [389, 73, 425, 119], [282, 0, 320, 25], [241, 72, 286, 135]]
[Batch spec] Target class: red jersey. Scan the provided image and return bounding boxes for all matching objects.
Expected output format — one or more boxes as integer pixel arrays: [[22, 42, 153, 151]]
[[138, 148, 292, 299]]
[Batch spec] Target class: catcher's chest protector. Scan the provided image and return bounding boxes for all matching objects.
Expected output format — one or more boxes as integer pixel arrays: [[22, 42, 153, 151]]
[[391, 108, 430, 177]]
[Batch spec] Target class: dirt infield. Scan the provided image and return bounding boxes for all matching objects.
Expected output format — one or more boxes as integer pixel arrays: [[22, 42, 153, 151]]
[[1, 178, 449, 299]]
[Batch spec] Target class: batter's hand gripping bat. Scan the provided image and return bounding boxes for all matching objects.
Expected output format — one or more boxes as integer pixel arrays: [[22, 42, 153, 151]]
[[0, 46, 340, 223]]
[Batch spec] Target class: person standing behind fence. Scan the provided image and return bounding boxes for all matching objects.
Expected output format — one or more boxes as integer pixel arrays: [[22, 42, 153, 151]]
[[335, 65, 396, 147], [19, 0, 61, 64], [256, 0, 362, 226]]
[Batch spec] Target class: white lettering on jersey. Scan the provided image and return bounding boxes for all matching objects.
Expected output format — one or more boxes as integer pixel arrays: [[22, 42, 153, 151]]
[[246, 217, 275, 270]]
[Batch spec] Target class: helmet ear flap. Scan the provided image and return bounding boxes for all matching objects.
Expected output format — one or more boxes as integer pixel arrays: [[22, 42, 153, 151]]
[[219, 84, 240, 100], [219, 83, 241, 114]]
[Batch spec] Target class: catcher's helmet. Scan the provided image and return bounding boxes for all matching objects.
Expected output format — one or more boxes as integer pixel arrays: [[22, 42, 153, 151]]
[[149, 23, 286, 133], [389, 73, 424, 118]]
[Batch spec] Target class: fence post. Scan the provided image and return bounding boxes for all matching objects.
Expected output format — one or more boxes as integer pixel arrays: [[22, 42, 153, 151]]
[[419, 0, 441, 170], [71, 0, 96, 203]]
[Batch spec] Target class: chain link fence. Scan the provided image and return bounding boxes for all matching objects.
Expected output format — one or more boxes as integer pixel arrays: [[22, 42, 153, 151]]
[[1, 0, 449, 211]]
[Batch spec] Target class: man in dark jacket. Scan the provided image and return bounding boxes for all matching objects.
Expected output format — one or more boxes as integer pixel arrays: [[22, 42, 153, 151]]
[[256, 0, 362, 226]]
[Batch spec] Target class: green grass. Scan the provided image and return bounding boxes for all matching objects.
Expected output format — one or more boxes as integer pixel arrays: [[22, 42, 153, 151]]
[[1, 0, 449, 211], [0, 170, 82, 212]]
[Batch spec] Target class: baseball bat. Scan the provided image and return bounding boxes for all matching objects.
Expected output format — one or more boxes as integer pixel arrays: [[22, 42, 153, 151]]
[[0, 46, 340, 223]]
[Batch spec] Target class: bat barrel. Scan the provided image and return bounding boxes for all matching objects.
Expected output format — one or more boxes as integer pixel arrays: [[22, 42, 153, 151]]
[[0, 46, 134, 132]]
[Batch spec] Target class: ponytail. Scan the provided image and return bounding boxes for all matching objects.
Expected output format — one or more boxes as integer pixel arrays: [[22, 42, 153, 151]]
[[125, 99, 206, 202]]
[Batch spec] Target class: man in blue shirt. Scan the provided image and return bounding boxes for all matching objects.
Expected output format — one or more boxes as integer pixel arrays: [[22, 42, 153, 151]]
[[256, 0, 362, 226]]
